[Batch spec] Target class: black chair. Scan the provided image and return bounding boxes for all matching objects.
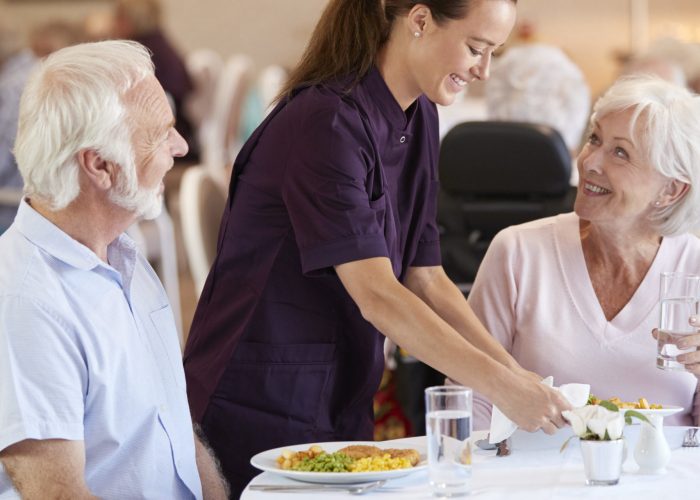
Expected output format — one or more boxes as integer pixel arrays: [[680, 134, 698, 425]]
[[438, 120, 576, 290]]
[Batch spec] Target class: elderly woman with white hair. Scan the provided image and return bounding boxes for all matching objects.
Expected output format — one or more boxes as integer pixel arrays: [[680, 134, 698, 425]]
[[469, 75, 700, 429]]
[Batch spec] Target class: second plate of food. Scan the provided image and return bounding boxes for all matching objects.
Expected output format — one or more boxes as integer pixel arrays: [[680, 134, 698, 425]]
[[250, 441, 427, 484], [626, 405, 683, 418]]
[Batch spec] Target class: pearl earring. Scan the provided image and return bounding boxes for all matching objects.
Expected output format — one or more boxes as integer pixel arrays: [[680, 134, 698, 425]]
[[414, 31, 421, 38], [654, 201, 661, 207]]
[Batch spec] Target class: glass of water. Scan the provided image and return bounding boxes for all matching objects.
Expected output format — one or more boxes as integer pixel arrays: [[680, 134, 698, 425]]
[[657, 272, 700, 370], [425, 385, 472, 497]]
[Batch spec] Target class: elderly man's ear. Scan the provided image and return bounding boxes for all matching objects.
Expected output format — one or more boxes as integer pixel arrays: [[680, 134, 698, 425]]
[[76, 149, 118, 191]]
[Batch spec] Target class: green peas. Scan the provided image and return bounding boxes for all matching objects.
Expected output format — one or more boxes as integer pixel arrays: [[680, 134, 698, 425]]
[[291, 452, 353, 472]]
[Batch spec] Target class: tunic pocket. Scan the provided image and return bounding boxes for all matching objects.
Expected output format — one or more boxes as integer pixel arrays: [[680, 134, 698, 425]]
[[215, 341, 336, 429]]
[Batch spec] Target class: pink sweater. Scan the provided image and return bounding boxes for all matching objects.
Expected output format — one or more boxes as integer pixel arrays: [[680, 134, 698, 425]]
[[469, 213, 700, 429]]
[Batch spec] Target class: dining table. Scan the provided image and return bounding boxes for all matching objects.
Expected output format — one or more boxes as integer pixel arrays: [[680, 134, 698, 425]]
[[241, 426, 699, 499]]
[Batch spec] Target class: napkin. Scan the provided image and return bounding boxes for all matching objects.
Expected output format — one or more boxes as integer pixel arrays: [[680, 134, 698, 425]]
[[488, 376, 590, 444]]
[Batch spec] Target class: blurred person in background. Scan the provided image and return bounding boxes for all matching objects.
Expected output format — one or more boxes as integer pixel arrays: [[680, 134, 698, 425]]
[[184, 0, 572, 495], [114, 0, 196, 159], [485, 43, 591, 184], [0, 16, 36, 234], [469, 76, 700, 429], [82, 10, 116, 43], [29, 20, 80, 58], [0, 40, 227, 498], [641, 37, 700, 93]]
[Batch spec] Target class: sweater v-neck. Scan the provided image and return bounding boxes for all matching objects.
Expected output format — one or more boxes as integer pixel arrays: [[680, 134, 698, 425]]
[[555, 213, 665, 342]]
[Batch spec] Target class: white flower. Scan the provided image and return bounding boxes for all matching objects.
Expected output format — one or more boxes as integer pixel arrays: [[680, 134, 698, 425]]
[[562, 405, 625, 440]]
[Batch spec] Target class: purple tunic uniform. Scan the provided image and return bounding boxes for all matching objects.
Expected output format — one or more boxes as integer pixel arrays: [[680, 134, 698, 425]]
[[183, 67, 441, 495]]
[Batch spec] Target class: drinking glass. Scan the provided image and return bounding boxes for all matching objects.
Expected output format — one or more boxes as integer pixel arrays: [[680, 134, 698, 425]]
[[657, 272, 700, 371], [425, 385, 472, 497]]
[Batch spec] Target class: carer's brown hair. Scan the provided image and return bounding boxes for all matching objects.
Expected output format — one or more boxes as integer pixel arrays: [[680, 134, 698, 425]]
[[277, 0, 517, 101]]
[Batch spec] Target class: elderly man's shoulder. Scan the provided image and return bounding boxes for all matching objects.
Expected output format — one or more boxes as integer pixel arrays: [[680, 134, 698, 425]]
[[0, 226, 50, 293]]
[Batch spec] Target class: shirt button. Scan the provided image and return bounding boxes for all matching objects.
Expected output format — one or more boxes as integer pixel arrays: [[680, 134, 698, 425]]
[[400, 136, 406, 143], [159, 404, 167, 413]]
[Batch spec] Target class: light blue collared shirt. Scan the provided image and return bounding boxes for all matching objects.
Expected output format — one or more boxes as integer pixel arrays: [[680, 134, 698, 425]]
[[0, 201, 203, 499]]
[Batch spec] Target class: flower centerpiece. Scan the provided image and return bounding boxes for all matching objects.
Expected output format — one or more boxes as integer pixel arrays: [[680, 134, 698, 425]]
[[561, 398, 650, 486]]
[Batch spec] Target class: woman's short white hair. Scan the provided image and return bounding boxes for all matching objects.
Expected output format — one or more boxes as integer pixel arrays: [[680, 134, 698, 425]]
[[486, 44, 591, 152], [592, 75, 700, 236], [14, 40, 154, 210]]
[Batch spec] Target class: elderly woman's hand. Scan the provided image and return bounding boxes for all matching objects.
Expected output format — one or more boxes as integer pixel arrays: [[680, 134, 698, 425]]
[[652, 317, 700, 375]]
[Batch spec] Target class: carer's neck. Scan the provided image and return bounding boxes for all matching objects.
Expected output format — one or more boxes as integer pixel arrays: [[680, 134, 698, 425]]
[[375, 42, 419, 111]]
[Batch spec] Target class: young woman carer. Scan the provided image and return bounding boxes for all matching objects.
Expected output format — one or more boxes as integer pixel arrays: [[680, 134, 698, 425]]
[[183, 0, 571, 494]]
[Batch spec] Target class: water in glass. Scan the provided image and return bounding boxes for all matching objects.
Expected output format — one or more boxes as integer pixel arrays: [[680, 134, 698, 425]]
[[426, 410, 472, 497], [657, 297, 698, 370]]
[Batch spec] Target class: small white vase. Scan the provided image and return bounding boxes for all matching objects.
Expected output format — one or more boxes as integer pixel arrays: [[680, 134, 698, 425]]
[[580, 439, 624, 486], [634, 414, 671, 474]]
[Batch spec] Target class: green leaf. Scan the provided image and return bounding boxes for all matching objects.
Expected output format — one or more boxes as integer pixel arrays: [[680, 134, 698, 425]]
[[581, 431, 599, 441], [560, 435, 576, 453], [599, 400, 619, 412], [624, 409, 651, 426]]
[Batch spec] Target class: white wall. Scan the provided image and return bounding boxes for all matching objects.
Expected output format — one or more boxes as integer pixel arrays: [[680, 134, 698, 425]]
[[3, 0, 700, 95]]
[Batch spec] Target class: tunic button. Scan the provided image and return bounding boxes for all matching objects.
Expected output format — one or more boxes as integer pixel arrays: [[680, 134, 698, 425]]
[[400, 136, 406, 143]]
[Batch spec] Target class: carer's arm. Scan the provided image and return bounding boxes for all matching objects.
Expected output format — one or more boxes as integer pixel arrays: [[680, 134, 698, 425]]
[[0, 439, 97, 499], [335, 256, 568, 433], [404, 265, 535, 380]]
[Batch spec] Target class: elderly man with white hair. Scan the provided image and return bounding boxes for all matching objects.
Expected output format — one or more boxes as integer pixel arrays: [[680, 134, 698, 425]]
[[0, 41, 227, 499]]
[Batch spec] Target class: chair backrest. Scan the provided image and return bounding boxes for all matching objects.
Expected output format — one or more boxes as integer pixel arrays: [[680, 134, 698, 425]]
[[257, 64, 288, 115], [438, 120, 576, 288], [179, 165, 228, 297], [199, 54, 253, 168], [184, 48, 224, 132]]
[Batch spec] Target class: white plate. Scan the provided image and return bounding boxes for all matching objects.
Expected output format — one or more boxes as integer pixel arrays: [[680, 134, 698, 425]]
[[623, 405, 683, 418], [250, 440, 427, 484]]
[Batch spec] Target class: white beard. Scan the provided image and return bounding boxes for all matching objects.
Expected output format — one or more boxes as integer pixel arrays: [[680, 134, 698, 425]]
[[109, 162, 164, 220]]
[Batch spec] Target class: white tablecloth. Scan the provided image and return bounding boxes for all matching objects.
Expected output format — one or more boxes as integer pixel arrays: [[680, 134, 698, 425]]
[[242, 427, 699, 499]]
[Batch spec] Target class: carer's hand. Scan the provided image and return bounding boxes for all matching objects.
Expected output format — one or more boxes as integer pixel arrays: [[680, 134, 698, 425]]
[[652, 317, 700, 375], [494, 375, 571, 435]]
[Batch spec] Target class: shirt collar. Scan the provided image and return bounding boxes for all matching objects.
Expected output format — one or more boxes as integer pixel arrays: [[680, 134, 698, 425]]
[[14, 200, 138, 278], [363, 65, 417, 131]]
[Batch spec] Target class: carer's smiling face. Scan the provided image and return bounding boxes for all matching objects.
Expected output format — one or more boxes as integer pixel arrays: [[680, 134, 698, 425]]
[[408, 0, 516, 106]]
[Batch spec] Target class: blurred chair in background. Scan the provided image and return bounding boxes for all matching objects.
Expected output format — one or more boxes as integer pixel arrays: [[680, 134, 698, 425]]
[[485, 44, 591, 184], [438, 121, 575, 290], [184, 48, 223, 158], [179, 165, 227, 299], [257, 64, 287, 115], [198, 54, 252, 181], [0, 16, 36, 234], [114, 0, 196, 159]]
